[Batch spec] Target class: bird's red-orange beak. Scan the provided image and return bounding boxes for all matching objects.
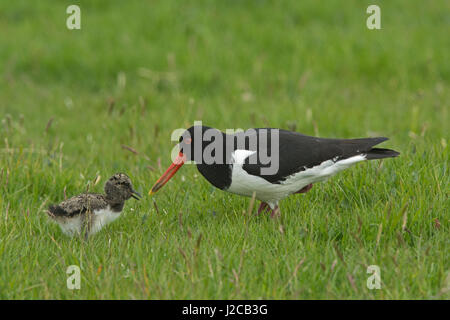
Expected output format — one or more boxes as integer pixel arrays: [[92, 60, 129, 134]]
[[149, 152, 186, 195]]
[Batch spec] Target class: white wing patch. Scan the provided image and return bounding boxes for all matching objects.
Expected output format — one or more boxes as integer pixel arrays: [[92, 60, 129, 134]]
[[231, 149, 256, 164], [226, 153, 367, 207]]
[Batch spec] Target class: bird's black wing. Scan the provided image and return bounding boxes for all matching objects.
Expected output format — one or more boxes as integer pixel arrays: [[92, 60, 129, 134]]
[[240, 128, 397, 184], [48, 194, 107, 217]]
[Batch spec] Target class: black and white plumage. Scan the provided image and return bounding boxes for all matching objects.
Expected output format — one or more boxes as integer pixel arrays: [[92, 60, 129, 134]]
[[150, 125, 399, 217], [47, 173, 141, 237]]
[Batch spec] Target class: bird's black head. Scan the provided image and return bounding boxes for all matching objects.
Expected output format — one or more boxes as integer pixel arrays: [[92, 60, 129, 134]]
[[104, 173, 141, 202], [149, 125, 226, 195], [178, 125, 222, 162]]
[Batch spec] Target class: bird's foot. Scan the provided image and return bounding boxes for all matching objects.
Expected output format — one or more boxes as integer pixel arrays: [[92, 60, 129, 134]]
[[257, 202, 270, 215], [257, 202, 280, 218], [295, 183, 313, 194], [270, 206, 280, 218]]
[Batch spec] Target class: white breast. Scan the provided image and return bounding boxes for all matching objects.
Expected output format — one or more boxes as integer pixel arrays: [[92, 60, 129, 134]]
[[226, 150, 367, 207], [90, 207, 121, 235]]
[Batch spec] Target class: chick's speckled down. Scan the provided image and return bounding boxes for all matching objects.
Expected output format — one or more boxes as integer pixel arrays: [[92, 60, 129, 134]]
[[49, 194, 109, 217]]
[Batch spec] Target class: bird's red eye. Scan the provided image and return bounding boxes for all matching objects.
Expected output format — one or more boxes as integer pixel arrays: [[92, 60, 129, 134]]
[[185, 138, 192, 144]]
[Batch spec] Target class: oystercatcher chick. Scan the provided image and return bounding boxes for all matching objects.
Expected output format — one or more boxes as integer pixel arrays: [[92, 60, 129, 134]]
[[149, 125, 399, 217], [47, 173, 141, 238]]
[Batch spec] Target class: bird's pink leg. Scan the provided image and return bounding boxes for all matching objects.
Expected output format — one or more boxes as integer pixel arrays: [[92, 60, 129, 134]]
[[257, 202, 270, 215], [257, 202, 280, 218], [270, 205, 280, 218], [295, 183, 313, 194]]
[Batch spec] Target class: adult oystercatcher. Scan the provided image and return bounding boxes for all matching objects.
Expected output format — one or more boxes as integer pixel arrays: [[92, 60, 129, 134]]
[[149, 125, 399, 217], [47, 173, 141, 238]]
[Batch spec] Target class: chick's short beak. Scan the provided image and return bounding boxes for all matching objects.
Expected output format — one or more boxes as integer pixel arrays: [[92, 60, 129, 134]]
[[131, 189, 142, 200]]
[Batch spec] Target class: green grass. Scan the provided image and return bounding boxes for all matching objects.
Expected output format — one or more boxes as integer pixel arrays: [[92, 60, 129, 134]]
[[0, 0, 448, 299]]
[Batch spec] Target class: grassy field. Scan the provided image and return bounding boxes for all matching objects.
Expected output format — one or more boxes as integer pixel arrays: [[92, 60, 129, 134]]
[[0, 0, 448, 299]]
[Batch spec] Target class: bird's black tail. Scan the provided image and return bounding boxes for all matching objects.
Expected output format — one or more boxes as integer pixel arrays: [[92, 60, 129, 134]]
[[337, 137, 399, 160], [365, 148, 400, 160]]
